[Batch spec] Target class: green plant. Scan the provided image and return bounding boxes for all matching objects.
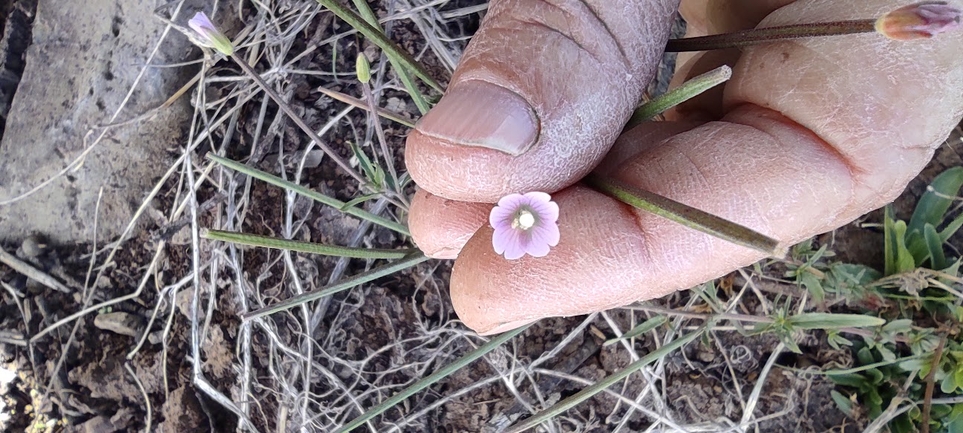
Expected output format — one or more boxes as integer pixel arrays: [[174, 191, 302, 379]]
[[823, 166, 963, 433]]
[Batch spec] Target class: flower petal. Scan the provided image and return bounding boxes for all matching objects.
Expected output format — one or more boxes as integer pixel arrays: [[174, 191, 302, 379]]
[[523, 236, 551, 257], [522, 191, 551, 204], [501, 231, 527, 260], [489, 205, 515, 230], [531, 199, 559, 224], [532, 223, 560, 248], [497, 193, 525, 209]]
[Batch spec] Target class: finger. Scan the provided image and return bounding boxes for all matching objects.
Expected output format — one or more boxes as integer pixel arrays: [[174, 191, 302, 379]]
[[409, 189, 489, 259], [410, 122, 703, 259], [405, 0, 680, 203], [450, 0, 963, 334]]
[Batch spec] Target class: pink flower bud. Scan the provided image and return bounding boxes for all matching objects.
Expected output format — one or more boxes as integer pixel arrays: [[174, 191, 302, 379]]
[[188, 12, 234, 56], [875, 1, 961, 41]]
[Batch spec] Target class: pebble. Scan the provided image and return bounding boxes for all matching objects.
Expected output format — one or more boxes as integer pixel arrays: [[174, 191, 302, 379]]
[[93, 312, 144, 338]]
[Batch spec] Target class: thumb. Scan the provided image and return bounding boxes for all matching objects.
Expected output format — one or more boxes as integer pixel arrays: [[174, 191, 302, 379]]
[[405, 0, 680, 203]]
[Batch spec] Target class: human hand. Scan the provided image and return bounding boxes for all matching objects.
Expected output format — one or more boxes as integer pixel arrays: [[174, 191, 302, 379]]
[[404, 0, 963, 334]]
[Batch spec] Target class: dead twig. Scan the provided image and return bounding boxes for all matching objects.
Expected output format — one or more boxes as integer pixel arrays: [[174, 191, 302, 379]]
[[0, 246, 71, 293]]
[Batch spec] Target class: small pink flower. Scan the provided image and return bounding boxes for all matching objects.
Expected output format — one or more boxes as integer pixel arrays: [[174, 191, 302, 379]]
[[490, 192, 560, 260], [875, 2, 961, 41], [188, 12, 234, 56]]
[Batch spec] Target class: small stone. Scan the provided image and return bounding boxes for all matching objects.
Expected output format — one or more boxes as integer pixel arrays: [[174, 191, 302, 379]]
[[93, 312, 144, 338], [19, 234, 46, 259], [82, 415, 119, 433], [148, 330, 165, 345]]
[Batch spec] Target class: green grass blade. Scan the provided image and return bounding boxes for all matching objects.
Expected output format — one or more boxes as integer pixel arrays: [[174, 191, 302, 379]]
[[242, 252, 430, 321], [350, 0, 431, 114], [202, 229, 415, 259], [336, 325, 531, 433], [786, 313, 885, 330], [584, 174, 781, 256], [207, 154, 410, 236], [625, 65, 731, 130], [782, 353, 926, 376], [924, 223, 948, 270], [603, 315, 666, 346], [318, 0, 444, 93], [506, 328, 704, 433]]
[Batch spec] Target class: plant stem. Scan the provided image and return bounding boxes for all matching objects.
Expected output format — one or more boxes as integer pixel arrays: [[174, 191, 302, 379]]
[[202, 229, 415, 259], [317, 87, 415, 128], [626, 65, 731, 129], [583, 174, 782, 256], [231, 56, 368, 187], [666, 19, 876, 52]]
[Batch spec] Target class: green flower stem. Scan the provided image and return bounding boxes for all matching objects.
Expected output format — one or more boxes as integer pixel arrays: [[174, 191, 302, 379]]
[[336, 324, 531, 433], [206, 154, 410, 236], [317, 0, 444, 94], [231, 56, 369, 187], [350, 0, 432, 114], [317, 86, 415, 128], [506, 328, 704, 433], [242, 252, 430, 321], [202, 229, 414, 259], [583, 174, 782, 256], [626, 65, 731, 130], [666, 19, 876, 52]]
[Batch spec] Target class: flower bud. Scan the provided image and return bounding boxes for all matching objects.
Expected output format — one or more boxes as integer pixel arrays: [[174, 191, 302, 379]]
[[356, 54, 371, 84], [188, 12, 234, 56], [875, 1, 961, 41]]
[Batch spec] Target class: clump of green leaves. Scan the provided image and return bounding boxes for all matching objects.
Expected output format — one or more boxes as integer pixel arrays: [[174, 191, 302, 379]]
[[816, 166, 963, 433]]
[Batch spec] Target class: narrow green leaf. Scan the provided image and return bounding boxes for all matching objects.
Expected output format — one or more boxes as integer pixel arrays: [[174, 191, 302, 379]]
[[924, 222, 948, 270], [882, 319, 913, 333], [885, 206, 917, 275], [908, 166, 963, 235], [336, 325, 531, 432], [799, 272, 825, 303], [350, 142, 383, 187], [894, 220, 918, 273], [202, 229, 414, 259], [940, 211, 963, 243], [625, 66, 731, 130], [884, 205, 898, 276], [506, 328, 703, 433], [318, 0, 444, 93], [584, 174, 781, 256], [786, 313, 884, 330], [340, 193, 379, 211], [829, 373, 868, 388], [242, 252, 429, 320], [831, 390, 854, 416], [207, 154, 410, 236], [796, 353, 926, 377], [603, 315, 666, 346]]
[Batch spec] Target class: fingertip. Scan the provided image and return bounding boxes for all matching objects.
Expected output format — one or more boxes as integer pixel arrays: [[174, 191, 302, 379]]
[[408, 189, 490, 259]]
